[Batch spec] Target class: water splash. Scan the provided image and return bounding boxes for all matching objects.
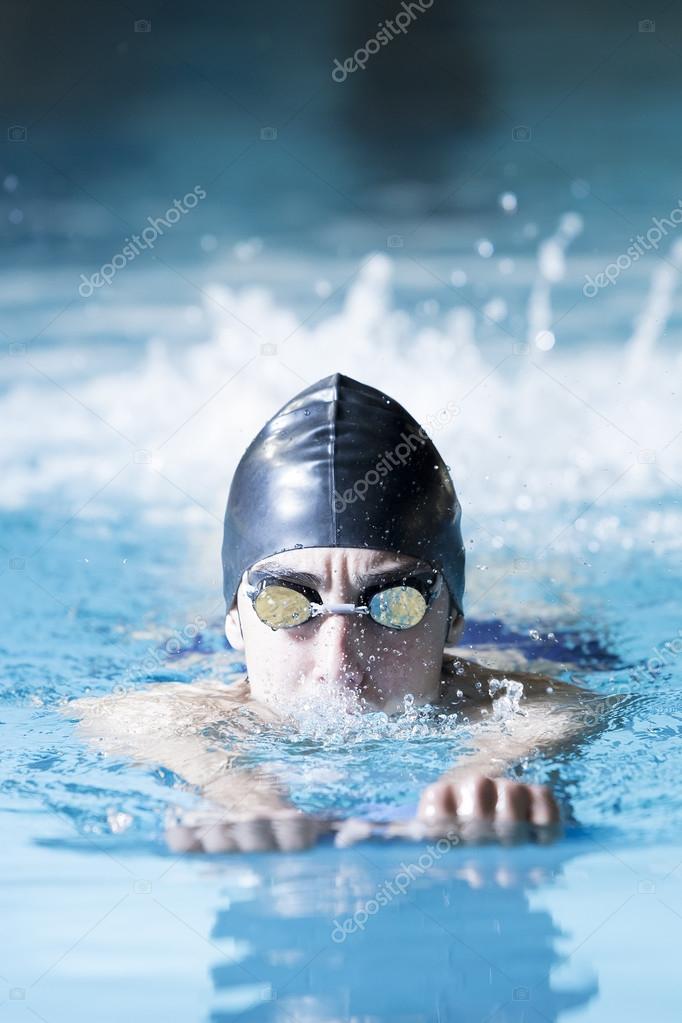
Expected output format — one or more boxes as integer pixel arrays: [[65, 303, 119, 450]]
[[488, 677, 526, 723], [527, 211, 583, 347], [247, 682, 464, 745], [4, 239, 682, 542]]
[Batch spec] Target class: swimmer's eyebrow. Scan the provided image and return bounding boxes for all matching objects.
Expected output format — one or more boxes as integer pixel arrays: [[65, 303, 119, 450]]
[[249, 562, 323, 588], [250, 560, 429, 590]]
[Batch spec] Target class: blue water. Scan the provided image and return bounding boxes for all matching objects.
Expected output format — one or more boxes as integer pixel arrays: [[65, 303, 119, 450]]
[[5, 10, 682, 1014], [4, 417, 682, 1020]]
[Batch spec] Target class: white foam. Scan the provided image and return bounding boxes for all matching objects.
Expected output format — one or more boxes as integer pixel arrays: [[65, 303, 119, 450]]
[[4, 232, 682, 561]]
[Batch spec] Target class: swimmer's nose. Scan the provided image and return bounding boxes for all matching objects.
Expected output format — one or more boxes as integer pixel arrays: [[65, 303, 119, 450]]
[[315, 613, 365, 688]]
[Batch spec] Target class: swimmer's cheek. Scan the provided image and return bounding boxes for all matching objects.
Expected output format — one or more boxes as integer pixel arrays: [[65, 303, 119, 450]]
[[416, 774, 561, 842]]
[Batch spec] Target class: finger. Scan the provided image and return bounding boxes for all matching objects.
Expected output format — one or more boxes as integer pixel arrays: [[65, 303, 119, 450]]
[[230, 819, 277, 852], [494, 781, 532, 823], [462, 775, 498, 819], [199, 823, 239, 853], [165, 824, 203, 853], [417, 781, 457, 822], [528, 784, 560, 826], [333, 818, 376, 848], [271, 816, 322, 851]]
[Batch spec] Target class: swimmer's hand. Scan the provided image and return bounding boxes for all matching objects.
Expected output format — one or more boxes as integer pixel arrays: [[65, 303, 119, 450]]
[[410, 773, 560, 843], [329, 776, 561, 849], [324, 776, 562, 848], [164, 775, 561, 854], [165, 808, 333, 854]]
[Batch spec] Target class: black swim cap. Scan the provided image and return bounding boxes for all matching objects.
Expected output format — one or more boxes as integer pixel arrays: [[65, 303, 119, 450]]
[[222, 373, 465, 615]]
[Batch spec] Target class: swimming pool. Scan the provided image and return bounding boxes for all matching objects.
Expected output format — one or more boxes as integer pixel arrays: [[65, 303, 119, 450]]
[[6, 6, 682, 1004], [3, 208, 682, 1019]]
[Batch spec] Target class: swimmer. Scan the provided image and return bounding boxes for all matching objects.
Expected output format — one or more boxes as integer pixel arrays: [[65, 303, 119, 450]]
[[71, 374, 594, 853]]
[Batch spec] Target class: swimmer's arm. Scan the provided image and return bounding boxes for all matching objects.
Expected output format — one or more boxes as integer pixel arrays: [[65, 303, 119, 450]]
[[442, 696, 590, 777], [416, 667, 606, 828], [67, 685, 331, 852], [66, 683, 295, 818]]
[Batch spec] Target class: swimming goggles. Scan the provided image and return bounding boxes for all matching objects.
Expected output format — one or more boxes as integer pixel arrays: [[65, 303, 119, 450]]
[[244, 568, 443, 632]]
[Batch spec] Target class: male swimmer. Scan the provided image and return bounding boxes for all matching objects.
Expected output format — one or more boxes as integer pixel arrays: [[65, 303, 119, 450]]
[[72, 374, 592, 852]]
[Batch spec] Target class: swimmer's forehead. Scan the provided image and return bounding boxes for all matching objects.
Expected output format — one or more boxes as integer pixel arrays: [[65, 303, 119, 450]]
[[248, 547, 433, 588]]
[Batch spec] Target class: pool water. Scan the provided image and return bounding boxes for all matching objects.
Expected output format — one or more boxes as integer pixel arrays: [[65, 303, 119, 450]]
[[5, 13, 682, 1004], [3, 223, 682, 1020]]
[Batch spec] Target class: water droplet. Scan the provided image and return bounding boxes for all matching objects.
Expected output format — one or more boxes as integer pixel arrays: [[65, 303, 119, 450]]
[[535, 329, 555, 351], [499, 191, 518, 213]]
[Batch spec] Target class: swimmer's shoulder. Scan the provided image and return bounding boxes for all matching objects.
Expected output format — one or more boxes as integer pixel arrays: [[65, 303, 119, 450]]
[[64, 675, 254, 734], [440, 653, 587, 707]]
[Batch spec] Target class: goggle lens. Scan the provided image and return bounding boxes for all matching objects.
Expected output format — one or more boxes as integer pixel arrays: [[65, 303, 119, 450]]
[[368, 585, 427, 629], [253, 585, 312, 630]]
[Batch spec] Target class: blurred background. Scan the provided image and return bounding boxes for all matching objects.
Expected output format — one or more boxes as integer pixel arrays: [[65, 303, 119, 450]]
[[5, 0, 682, 245], [3, 0, 682, 529]]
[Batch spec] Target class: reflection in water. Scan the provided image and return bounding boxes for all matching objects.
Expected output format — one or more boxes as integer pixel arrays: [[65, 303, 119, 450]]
[[206, 839, 597, 1022]]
